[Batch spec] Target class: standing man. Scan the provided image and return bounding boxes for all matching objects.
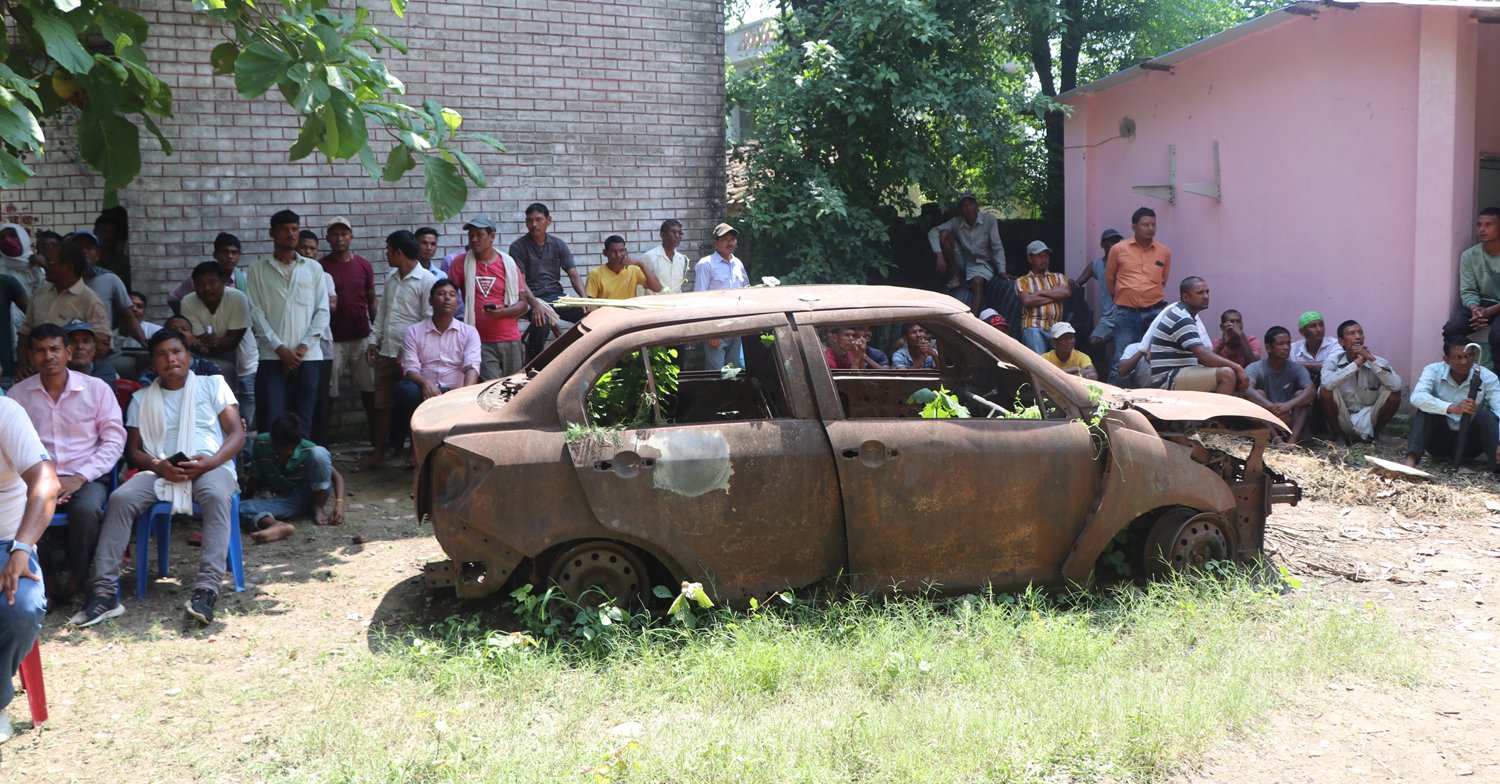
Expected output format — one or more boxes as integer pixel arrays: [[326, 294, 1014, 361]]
[[72, 328, 244, 628], [1404, 338, 1500, 469], [1244, 326, 1315, 445], [1014, 240, 1070, 354], [640, 219, 689, 295], [319, 217, 378, 434], [1106, 207, 1172, 382], [246, 210, 330, 438], [74, 233, 147, 351], [695, 223, 750, 369], [1444, 207, 1500, 372], [1145, 277, 1247, 395], [366, 230, 434, 468], [1290, 310, 1335, 385], [509, 203, 585, 360], [1073, 228, 1123, 370], [9, 322, 123, 606], [414, 227, 447, 281], [168, 232, 244, 313], [180, 261, 257, 428], [450, 216, 538, 381], [16, 240, 110, 376], [1319, 320, 1402, 444], [585, 235, 662, 306], [393, 279, 482, 456], [927, 193, 1005, 313], [0, 390, 59, 744]]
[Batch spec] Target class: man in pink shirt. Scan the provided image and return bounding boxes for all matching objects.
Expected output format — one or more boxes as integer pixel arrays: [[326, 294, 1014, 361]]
[[7, 322, 124, 604], [392, 279, 480, 458]]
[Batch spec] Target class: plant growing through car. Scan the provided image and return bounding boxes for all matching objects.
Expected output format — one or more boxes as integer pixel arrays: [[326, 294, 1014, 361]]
[[587, 346, 682, 428]]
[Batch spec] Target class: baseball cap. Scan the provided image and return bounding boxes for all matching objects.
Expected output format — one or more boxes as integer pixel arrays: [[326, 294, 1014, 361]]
[[61, 319, 94, 335], [1026, 240, 1052, 255], [1100, 228, 1123, 242], [956, 193, 978, 205], [462, 215, 496, 231], [65, 230, 99, 247], [327, 217, 352, 232], [713, 222, 739, 238], [1298, 310, 1324, 329], [1049, 322, 1076, 339], [978, 308, 1009, 331]]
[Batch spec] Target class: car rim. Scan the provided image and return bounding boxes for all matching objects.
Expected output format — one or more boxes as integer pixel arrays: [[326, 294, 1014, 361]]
[[1145, 511, 1232, 576], [547, 541, 649, 606]]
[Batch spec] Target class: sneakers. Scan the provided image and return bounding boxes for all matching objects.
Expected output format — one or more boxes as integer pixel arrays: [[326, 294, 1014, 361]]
[[70, 594, 125, 628], [185, 589, 217, 626]]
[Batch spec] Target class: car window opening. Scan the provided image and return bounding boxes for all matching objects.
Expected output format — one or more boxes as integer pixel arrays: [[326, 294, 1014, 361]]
[[587, 331, 790, 428]]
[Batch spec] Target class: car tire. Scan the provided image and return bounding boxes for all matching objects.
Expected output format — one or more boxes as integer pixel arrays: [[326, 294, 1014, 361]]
[[546, 540, 652, 608], [1141, 508, 1235, 580]]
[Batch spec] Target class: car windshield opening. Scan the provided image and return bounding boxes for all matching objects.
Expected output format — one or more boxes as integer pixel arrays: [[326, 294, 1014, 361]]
[[587, 330, 791, 428]]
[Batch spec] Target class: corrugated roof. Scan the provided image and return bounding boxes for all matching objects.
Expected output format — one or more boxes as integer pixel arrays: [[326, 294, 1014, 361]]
[[1058, 0, 1500, 102]]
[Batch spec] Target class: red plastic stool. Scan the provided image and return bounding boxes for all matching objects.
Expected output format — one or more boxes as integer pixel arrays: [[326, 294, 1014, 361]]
[[16, 639, 46, 725]]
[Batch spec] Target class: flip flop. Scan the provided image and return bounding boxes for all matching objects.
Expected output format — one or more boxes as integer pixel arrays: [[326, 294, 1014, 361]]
[[188, 531, 203, 547]]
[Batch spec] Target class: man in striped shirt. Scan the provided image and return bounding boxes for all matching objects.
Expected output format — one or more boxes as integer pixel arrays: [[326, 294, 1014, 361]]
[[1015, 240, 1071, 355], [1145, 276, 1248, 395]]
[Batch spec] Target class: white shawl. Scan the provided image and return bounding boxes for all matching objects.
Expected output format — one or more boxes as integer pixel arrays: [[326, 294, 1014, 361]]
[[137, 371, 201, 513], [462, 250, 520, 324]]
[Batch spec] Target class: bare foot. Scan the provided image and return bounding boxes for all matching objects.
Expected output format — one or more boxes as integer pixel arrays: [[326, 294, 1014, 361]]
[[251, 519, 296, 543], [1402, 453, 1420, 468]]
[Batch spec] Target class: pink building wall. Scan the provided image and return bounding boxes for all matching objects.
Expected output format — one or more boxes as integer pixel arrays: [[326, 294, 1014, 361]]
[[1063, 4, 1494, 381]]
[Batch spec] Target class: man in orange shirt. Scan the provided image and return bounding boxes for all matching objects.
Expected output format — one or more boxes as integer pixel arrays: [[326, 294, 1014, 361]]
[[1104, 207, 1171, 382]]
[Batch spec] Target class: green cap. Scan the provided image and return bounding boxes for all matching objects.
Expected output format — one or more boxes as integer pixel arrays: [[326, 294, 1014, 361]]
[[1298, 310, 1324, 329]]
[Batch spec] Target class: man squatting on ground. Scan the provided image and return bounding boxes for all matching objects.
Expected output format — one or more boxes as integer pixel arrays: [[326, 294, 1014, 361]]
[[1404, 337, 1500, 470], [1319, 320, 1402, 444]]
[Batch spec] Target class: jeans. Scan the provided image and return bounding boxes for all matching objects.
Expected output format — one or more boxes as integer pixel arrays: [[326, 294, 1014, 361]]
[[1021, 326, 1050, 355], [240, 445, 333, 525], [0, 547, 45, 711], [58, 478, 109, 580], [257, 359, 320, 439], [1110, 303, 1165, 383], [392, 380, 450, 450], [703, 336, 743, 370], [91, 469, 239, 597]]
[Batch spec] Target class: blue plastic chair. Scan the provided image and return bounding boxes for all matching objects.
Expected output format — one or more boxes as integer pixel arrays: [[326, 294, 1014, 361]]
[[134, 494, 245, 600]]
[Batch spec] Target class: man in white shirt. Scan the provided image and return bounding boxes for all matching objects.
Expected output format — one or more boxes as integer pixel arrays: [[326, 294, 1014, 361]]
[[244, 210, 329, 440], [366, 230, 433, 467], [73, 328, 244, 629], [1289, 310, 1336, 385], [414, 227, 447, 282], [180, 261, 258, 430], [640, 219, 688, 295], [1319, 320, 1402, 444], [0, 392, 59, 744]]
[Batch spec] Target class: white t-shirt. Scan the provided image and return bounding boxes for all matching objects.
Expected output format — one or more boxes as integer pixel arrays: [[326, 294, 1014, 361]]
[[181, 288, 257, 378], [127, 374, 238, 479], [0, 396, 51, 540]]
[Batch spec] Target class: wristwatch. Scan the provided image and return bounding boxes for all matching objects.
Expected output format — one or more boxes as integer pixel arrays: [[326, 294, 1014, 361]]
[[8, 540, 36, 557]]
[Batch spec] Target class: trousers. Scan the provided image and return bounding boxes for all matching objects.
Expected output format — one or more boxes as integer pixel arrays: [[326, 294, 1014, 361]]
[[90, 470, 238, 597], [256, 359, 320, 438], [1407, 409, 1499, 466]]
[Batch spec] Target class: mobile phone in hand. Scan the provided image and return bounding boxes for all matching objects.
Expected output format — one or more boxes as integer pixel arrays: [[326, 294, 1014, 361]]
[[484, 303, 499, 311], [168, 452, 190, 465]]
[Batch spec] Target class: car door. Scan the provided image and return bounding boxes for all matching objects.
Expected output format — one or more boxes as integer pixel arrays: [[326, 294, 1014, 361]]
[[794, 311, 1103, 593], [556, 315, 845, 602]]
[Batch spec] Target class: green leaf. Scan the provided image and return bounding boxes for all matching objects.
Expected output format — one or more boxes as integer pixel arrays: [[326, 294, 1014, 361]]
[[457, 132, 506, 153], [32, 14, 94, 75], [0, 149, 35, 188], [389, 0, 406, 18], [234, 42, 292, 98], [78, 110, 141, 190], [380, 143, 413, 182], [440, 107, 462, 131], [0, 64, 40, 107], [357, 143, 379, 179], [449, 148, 485, 187], [325, 91, 366, 158], [423, 155, 467, 222], [95, 54, 129, 84], [0, 101, 43, 148], [290, 76, 329, 114], [288, 112, 324, 160], [210, 42, 239, 76], [98, 5, 149, 47], [141, 114, 172, 155]]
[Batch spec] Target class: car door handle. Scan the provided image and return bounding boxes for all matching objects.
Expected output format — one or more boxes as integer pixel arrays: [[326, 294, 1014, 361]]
[[841, 442, 896, 466], [593, 454, 655, 473]]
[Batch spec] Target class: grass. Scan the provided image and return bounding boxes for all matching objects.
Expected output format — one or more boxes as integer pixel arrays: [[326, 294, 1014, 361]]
[[252, 575, 1425, 784]]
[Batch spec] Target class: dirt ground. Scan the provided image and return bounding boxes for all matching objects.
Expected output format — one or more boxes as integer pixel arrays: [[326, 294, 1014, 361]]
[[2, 444, 1499, 782]]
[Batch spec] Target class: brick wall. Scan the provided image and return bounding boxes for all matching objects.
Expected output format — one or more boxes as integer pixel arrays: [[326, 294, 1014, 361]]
[[3, 0, 726, 432]]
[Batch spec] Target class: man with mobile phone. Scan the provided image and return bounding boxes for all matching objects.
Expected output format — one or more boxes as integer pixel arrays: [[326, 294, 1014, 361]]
[[448, 216, 548, 381]]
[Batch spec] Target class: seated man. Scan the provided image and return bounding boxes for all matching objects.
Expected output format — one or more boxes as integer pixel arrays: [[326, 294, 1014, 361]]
[[63, 319, 118, 385], [71, 328, 244, 628], [115, 291, 161, 350], [392, 280, 481, 460], [1145, 277, 1248, 394], [1042, 322, 1097, 380], [1404, 338, 1500, 469], [856, 326, 889, 367], [1212, 309, 1261, 367], [8, 323, 124, 605], [583, 235, 661, 306], [134, 315, 221, 386], [1244, 326, 1314, 444], [1319, 320, 1402, 444], [15, 239, 110, 377], [892, 323, 939, 369], [824, 326, 884, 369], [240, 412, 344, 543], [1290, 310, 1335, 384]]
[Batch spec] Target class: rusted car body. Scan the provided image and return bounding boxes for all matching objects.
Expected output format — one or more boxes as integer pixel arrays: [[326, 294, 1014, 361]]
[[413, 285, 1300, 605]]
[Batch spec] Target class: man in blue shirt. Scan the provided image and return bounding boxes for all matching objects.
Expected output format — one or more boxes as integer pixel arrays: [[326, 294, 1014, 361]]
[[694, 223, 749, 369], [1404, 337, 1500, 470]]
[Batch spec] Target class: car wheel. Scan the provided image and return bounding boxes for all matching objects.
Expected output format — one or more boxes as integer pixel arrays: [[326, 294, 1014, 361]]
[[1141, 509, 1235, 579], [546, 541, 651, 608]]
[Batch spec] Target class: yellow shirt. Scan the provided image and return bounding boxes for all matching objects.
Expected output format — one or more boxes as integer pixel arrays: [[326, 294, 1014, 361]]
[[1043, 349, 1093, 373], [585, 264, 647, 300]]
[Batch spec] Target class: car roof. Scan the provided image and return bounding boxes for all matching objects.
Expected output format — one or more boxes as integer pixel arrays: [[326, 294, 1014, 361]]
[[576, 285, 968, 331]]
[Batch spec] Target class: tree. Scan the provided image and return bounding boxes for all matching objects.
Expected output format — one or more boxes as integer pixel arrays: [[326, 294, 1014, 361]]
[[0, 0, 500, 220]]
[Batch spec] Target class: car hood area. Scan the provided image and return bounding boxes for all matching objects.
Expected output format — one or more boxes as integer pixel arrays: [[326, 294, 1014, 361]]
[[1102, 385, 1291, 435]]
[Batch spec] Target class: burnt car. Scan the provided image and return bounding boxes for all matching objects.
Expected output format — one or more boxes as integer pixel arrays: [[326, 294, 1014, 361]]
[[413, 286, 1300, 605]]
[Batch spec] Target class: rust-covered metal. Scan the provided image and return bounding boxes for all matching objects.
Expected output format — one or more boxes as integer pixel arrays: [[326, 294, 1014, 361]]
[[410, 285, 1301, 604]]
